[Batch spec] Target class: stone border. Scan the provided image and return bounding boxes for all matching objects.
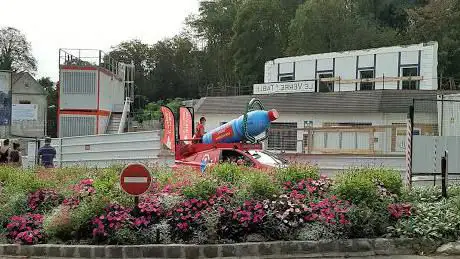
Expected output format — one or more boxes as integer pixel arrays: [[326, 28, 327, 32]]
[[0, 238, 420, 258]]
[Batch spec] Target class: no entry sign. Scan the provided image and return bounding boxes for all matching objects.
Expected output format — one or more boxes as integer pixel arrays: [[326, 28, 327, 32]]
[[120, 164, 152, 196]]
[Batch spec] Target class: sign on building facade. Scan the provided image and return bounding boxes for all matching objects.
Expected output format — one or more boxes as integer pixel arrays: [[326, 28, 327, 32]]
[[0, 71, 12, 126], [12, 104, 38, 121], [253, 80, 315, 95]]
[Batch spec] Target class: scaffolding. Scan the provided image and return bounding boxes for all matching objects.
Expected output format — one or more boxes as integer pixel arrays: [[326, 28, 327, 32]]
[[58, 49, 135, 101]]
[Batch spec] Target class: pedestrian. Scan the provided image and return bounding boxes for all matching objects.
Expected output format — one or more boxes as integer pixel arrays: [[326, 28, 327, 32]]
[[0, 139, 10, 164], [193, 116, 206, 143], [38, 137, 56, 168], [9, 142, 22, 167]]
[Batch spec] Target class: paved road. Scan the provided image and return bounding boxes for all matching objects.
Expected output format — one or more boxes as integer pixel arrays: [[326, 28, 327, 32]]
[[280, 154, 460, 185], [2, 256, 459, 259]]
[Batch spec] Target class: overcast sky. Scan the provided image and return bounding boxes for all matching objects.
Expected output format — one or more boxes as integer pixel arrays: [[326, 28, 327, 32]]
[[0, 0, 200, 81]]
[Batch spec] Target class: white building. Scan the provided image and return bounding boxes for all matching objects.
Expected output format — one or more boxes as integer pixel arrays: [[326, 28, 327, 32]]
[[255, 42, 438, 95], [11, 72, 48, 138], [193, 90, 455, 155], [188, 42, 456, 155]]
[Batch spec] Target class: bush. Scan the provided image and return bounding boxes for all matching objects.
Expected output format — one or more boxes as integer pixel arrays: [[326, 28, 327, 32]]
[[182, 178, 219, 200], [401, 185, 460, 204], [237, 171, 281, 200], [168, 198, 207, 241], [347, 203, 391, 238], [334, 167, 402, 205], [108, 227, 143, 245], [276, 164, 320, 184], [218, 200, 267, 242], [283, 176, 332, 201], [297, 223, 343, 241], [93, 167, 131, 206], [0, 169, 50, 197], [69, 196, 108, 239], [27, 189, 63, 213], [135, 196, 163, 228], [0, 193, 28, 228], [6, 213, 45, 244], [210, 163, 245, 184], [43, 205, 74, 241], [387, 200, 460, 241], [92, 204, 133, 242]]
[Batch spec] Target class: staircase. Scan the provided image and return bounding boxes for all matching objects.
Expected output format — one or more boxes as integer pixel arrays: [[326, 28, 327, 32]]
[[106, 113, 123, 134]]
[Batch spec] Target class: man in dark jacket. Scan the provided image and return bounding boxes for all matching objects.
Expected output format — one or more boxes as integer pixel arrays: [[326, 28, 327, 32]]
[[38, 137, 56, 168]]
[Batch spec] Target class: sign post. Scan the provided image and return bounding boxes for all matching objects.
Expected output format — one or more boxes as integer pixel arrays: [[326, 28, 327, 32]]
[[120, 164, 152, 213]]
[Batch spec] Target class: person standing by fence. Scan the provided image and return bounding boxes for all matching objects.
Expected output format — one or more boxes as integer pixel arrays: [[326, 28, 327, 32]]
[[0, 139, 10, 164], [9, 142, 22, 167], [38, 137, 56, 168]]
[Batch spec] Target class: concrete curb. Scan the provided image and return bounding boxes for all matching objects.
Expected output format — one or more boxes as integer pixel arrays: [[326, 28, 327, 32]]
[[0, 238, 421, 258]]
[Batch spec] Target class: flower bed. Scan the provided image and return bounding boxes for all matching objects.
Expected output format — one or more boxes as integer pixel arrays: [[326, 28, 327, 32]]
[[0, 164, 460, 247]]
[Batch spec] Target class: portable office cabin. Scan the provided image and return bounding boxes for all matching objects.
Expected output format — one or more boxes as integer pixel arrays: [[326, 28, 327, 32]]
[[58, 49, 129, 137], [261, 42, 438, 93]]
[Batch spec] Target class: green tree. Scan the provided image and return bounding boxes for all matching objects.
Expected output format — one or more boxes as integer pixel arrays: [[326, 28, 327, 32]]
[[406, 0, 460, 81], [38, 77, 57, 137], [109, 40, 153, 110], [288, 0, 399, 55], [232, 0, 288, 85], [149, 35, 202, 100], [0, 27, 36, 73], [187, 0, 241, 88]]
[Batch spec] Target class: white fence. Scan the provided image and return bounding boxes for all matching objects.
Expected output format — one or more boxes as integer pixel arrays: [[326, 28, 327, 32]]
[[27, 130, 169, 168], [412, 136, 460, 175]]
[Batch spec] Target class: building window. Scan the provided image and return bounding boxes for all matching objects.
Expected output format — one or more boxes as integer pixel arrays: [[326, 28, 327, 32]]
[[279, 74, 294, 82], [268, 123, 297, 151], [318, 73, 334, 92], [359, 70, 375, 91], [19, 100, 31, 104], [401, 67, 419, 90]]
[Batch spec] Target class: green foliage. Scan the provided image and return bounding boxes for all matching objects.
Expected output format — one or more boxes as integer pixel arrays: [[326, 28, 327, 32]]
[[232, 0, 285, 85], [407, 0, 460, 80], [92, 167, 131, 206], [401, 186, 443, 203], [387, 199, 460, 241], [69, 197, 108, 237], [0, 193, 28, 227], [288, 0, 399, 55], [182, 178, 219, 200], [347, 203, 391, 238], [108, 227, 144, 245], [136, 98, 183, 123], [0, 168, 50, 199], [43, 206, 73, 241], [0, 27, 37, 72], [297, 222, 342, 241], [210, 163, 244, 184], [333, 167, 402, 205], [276, 164, 320, 184], [236, 170, 281, 200]]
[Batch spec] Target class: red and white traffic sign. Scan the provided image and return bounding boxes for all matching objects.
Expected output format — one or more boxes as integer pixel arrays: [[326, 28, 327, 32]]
[[120, 163, 152, 196]]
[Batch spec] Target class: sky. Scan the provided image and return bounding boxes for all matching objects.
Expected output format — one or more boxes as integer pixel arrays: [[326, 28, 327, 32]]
[[0, 0, 200, 81]]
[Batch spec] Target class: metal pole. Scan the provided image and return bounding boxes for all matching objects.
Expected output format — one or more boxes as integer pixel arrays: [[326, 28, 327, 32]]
[[440, 94, 444, 137], [382, 74, 385, 90], [441, 150, 448, 198], [408, 103, 415, 188]]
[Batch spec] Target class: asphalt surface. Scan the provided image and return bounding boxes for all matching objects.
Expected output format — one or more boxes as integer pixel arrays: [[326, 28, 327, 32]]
[[284, 155, 460, 186], [1, 256, 459, 259]]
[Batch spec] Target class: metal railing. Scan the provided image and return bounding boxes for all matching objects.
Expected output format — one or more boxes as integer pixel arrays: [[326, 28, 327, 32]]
[[265, 124, 438, 155]]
